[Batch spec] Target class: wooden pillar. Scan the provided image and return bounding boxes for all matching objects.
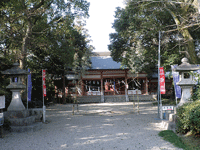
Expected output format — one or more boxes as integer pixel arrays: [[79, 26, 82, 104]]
[[81, 77, 84, 96], [101, 71, 104, 103], [125, 70, 129, 102]]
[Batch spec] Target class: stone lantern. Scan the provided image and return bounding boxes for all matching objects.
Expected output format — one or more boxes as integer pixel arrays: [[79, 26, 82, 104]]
[[174, 57, 200, 106], [2, 62, 29, 111]]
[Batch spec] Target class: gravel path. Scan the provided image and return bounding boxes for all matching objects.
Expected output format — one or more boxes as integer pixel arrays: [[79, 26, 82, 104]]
[[0, 102, 182, 150]]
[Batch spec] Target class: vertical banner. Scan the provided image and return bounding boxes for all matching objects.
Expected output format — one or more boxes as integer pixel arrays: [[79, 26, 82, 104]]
[[171, 65, 181, 98], [159, 67, 166, 94], [194, 65, 200, 84], [42, 70, 46, 97], [42, 69, 46, 123], [27, 69, 32, 102]]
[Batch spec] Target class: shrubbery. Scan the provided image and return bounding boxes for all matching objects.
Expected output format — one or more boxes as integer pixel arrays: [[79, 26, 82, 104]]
[[176, 101, 200, 136]]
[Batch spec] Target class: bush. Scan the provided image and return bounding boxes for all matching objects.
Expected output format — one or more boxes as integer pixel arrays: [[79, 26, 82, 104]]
[[176, 101, 200, 136]]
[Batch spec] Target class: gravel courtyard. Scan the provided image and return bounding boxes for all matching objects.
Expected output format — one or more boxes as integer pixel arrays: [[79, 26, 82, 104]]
[[0, 102, 182, 150]]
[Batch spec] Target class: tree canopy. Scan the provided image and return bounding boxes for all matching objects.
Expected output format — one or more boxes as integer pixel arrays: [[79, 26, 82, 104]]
[[109, 0, 200, 74], [0, 0, 92, 72], [0, 0, 93, 99]]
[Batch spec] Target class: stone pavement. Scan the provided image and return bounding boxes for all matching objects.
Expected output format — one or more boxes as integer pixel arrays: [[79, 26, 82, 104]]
[[0, 102, 182, 150]]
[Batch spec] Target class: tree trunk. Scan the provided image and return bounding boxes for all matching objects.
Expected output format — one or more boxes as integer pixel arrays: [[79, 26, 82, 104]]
[[20, 21, 32, 69], [166, 7, 198, 64], [181, 29, 197, 64]]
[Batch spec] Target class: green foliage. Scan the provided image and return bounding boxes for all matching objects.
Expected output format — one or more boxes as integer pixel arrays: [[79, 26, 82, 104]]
[[176, 101, 200, 136], [0, 0, 93, 105], [0, 56, 14, 95], [0, 0, 91, 69], [191, 84, 200, 101], [159, 130, 200, 150], [191, 72, 200, 101], [109, 0, 200, 74], [159, 130, 186, 149]]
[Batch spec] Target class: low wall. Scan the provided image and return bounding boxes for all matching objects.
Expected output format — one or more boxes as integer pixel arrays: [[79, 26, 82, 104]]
[[129, 94, 157, 102], [77, 96, 101, 103], [104, 95, 126, 102], [76, 94, 157, 103]]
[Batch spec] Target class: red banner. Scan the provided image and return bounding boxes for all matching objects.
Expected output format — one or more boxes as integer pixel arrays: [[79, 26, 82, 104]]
[[159, 67, 166, 94], [42, 70, 46, 97]]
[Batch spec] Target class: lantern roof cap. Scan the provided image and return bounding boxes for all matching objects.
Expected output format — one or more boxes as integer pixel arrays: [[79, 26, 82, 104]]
[[1, 62, 30, 75], [174, 57, 200, 72]]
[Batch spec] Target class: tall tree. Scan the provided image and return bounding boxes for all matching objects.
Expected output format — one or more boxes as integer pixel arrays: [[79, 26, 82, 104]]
[[0, 0, 90, 69], [0, 0, 93, 104], [109, 0, 200, 74]]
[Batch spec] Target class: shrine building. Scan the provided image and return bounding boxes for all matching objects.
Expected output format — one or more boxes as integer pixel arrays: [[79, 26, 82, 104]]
[[63, 52, 172, 103]]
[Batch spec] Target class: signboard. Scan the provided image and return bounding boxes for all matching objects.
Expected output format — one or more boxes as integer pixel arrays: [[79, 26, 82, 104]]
[[159, 67, 166, 94], [42, 70, 46, 97], [0, 96, 5, 109], [162, 106, 174, 111]]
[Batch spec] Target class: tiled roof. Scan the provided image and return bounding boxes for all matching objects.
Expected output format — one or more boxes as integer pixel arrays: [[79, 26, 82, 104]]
[[90, 52, 121, 69]]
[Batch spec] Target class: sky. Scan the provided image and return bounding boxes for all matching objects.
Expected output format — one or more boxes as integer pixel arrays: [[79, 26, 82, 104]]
[[85, 0, 125, 52]]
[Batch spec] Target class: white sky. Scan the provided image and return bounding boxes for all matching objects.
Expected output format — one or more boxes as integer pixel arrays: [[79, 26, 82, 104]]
[[85, 0, 125, 52]]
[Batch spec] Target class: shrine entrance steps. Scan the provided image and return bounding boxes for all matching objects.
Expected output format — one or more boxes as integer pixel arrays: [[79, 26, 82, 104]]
[[76, 94, 157, 103]]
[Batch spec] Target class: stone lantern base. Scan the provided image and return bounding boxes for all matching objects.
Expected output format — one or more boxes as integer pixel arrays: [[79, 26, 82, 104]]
[[7, 89, 25, 111]]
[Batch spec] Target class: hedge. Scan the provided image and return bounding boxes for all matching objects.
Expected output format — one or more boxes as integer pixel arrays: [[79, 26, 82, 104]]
[[176, 101, 200, 135]]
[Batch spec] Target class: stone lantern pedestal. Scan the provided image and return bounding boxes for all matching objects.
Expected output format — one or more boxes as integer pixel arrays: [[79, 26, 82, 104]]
[[174, 57, 200, 106]]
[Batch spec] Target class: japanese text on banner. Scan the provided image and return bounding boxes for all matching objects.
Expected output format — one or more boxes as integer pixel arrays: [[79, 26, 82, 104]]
[[159, 67, 166, 94]]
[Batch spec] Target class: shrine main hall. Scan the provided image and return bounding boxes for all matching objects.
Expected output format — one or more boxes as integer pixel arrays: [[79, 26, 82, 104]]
[[63, 52, 172, 103]]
